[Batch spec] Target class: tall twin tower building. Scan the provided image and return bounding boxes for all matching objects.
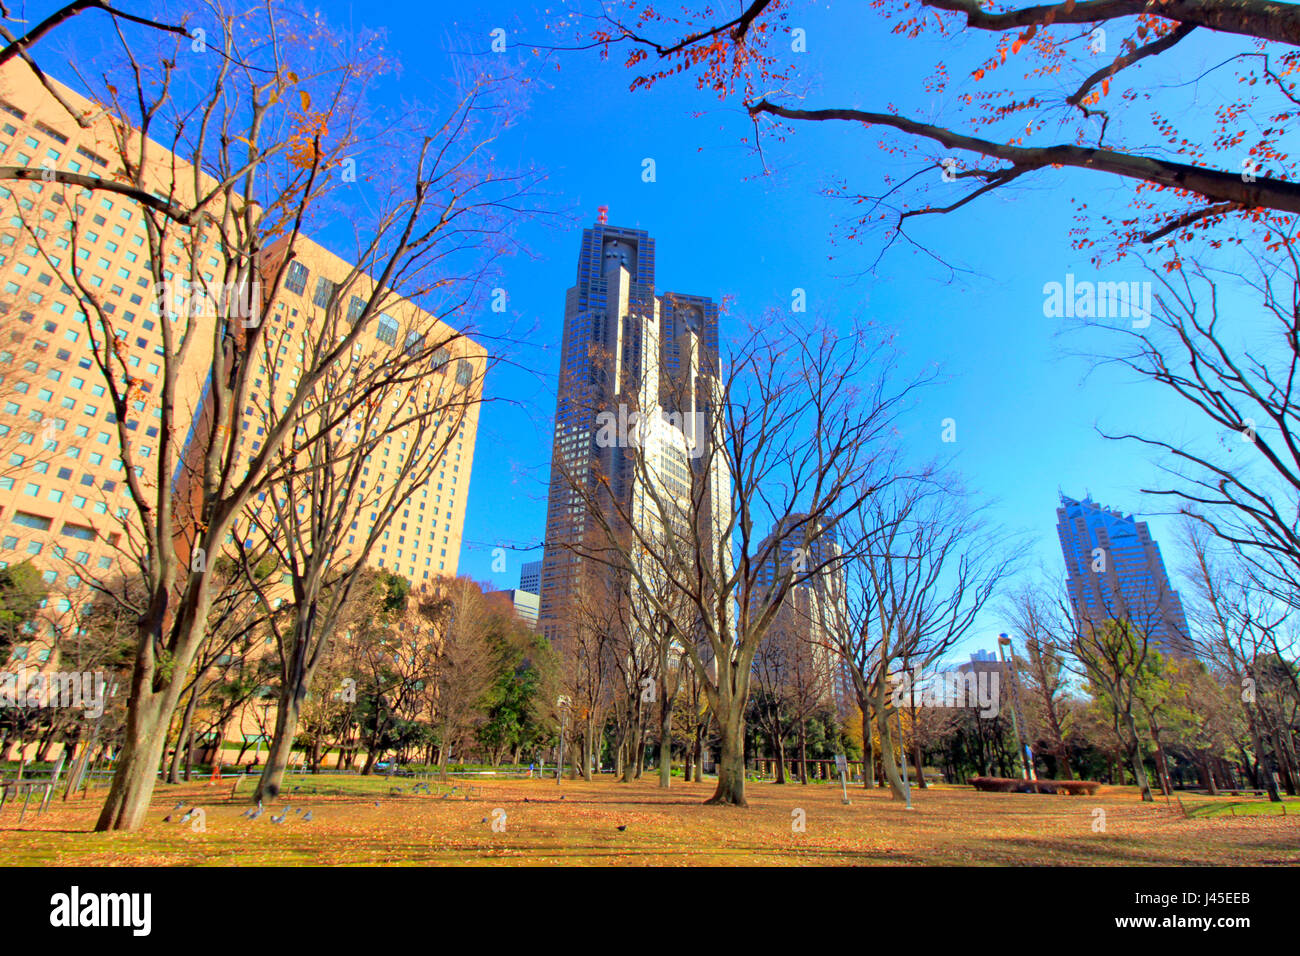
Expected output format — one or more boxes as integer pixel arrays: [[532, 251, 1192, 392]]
[[537, 218, 730, 641]]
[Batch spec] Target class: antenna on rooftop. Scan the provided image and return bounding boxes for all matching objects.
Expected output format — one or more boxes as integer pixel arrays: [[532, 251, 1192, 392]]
[[597, 205, 608, 225]]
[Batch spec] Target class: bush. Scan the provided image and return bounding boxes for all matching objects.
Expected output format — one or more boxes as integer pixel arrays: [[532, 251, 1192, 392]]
[[970, 776, 1099, 795]]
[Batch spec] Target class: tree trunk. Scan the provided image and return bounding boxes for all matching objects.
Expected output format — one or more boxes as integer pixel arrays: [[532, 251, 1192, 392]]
[[797, 723, 808, 785], [583, 713, 594, 782], [773, 731, 787, 785], [255, 690, 303, 802], [634, 717, 646, 778], [1245, 708, 1282, 802], [620, 707, 640, 783], [169, 683, 201, 784], [1121, 711, 1154, 802], [861, 706, 875, 789], [705, 702, 747, 806], [1056, 742, 1075, 780], [874, 704, 908, 801], [658, 698, 672, 789], [94, 688, 174, 832]]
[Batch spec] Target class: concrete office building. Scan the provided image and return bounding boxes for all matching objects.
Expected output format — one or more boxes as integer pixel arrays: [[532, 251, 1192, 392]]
[[487, 588, 540, 628], [0, 62, 484, 749]]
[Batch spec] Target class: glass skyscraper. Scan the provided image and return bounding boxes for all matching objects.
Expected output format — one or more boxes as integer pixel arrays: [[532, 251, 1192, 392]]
[[1055, 494, 1193, 657], [537, 217, 727, 643]]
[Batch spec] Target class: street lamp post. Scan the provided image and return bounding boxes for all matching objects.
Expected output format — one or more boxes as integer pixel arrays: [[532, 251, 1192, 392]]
[[998, 634, 1035, 781]]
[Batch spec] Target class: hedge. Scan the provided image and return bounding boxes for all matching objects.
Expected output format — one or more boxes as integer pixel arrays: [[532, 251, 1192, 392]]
[[970, 776, 1100, 795]]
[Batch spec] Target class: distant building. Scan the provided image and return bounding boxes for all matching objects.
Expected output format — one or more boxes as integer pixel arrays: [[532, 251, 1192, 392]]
[[488, 589, 539, 628], [1055, 494, 1193, 657], [751, 513, 845, 705], [519, 560, 542, 594]]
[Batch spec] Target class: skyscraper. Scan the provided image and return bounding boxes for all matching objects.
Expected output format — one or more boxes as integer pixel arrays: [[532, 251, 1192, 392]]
[[519, 559, 542, 594], [537, 218, 728, 643], [1055, 494, 1193, 657]]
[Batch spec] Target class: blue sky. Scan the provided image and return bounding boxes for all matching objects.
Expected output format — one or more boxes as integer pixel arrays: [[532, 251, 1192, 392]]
[[28, 0, 1250, 661]]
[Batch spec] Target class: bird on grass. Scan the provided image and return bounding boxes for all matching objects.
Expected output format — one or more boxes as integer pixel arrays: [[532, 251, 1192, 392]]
[[172, 801, 186, 811], [374, 801, 381, 808], [270, 809, 289, 824], [247, 806, 264, 821], [616, 824, 628, 832], [560, 795, 566, 801], [302, 810, 313, 822], [480, 817, 488, 824], [179, 807, 197, 824]]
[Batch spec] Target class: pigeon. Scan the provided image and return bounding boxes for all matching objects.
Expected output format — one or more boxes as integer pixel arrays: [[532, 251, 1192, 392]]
[[292, 786, 301, 793], [163, 814, 174, 823], [270, 809, 288, 824], [480, 817, 488, 824], [616, 824, 628, 832], [374, 801, 381, 808], [179, 807, 197, 824], [172, 801, 186, 810], [248, 806, 264, 821], [560, 795, 566, 800], [302, 810, 313, 822]]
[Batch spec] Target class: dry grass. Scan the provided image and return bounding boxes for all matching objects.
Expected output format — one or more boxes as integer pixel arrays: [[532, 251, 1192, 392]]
[[2, 774, 1297, 866]]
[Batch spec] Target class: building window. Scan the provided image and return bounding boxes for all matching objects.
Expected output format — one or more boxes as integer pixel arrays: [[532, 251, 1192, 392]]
[[375, 314, 399, 347], [312, 275, 337, 309], [285, 260, 309, 295], [11, 511, 51, 531]]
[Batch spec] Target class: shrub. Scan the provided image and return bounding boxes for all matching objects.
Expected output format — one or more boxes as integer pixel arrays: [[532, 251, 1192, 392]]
[[970, 776, 1099, 795]]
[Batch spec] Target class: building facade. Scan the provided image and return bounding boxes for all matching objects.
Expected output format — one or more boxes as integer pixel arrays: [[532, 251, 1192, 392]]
[[1055, 494, 1193, 657], [537, 218, 730, 645], [0, 62, 484, 757], [751, 513, 845, 705]]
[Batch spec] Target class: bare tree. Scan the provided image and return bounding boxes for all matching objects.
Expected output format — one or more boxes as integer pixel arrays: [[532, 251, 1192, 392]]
[[1008, 585, 1077, 780], [824, 477, 1014, 800], [0, 3, 534, 829], [1090, 245, 1300, 613], [556, 319, 925, 805], [1181, 521, 1294, 800]]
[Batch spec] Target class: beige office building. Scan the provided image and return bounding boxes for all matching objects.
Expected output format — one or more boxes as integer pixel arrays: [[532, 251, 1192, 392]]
[[0, 60, 484, 756]]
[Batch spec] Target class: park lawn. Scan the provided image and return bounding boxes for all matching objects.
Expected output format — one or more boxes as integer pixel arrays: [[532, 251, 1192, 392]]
[[2, 774, 1298, 866], [1183, 797, 1300, 819]]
